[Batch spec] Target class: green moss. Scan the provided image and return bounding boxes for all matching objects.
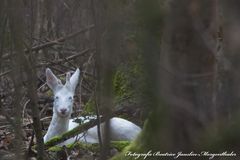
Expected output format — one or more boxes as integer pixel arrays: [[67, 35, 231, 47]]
[[71, 142, 100, 152], [111, 140, 143, 160], [111, 141, 131, 151], [113, 54, 144, 104], [47, 141, 130, 152], [112, 105, 170, 160], [198, 114, 240, 151], [44, 136, 62, 146], [48, 146, 62, 152], [47, 142, 97, 152], [83, 99, 95, 115], [59, 76, 65, 82], [46, 90, 53, 97], [113, 70, 133, 102]]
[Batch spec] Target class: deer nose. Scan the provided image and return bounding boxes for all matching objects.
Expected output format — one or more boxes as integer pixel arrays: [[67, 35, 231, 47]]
[[60, 108, 67, 114]]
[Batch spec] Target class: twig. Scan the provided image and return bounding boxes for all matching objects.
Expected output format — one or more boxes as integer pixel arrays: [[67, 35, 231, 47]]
[[37, 48, 93, 67], [0, 49, 93, 78], [78, 52, 94, 109], [22, 99, 30, 120], [25, 25, 95, 53], [27, 130, 35, 156], [0, 117, 52, 130], [81, 83, 93, 93], [0, 70, 11, 77], [1, 25, 95, 60]]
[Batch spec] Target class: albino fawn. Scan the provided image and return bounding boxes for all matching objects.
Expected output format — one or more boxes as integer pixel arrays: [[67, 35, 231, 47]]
[[44, 68, 141, 145]]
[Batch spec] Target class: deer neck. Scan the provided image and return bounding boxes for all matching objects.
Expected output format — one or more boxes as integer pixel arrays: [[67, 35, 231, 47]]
[[44, 112, 70, 142]]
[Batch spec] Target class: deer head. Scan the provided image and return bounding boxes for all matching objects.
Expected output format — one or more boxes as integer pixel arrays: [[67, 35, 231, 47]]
[[46, 68, 80, 118]]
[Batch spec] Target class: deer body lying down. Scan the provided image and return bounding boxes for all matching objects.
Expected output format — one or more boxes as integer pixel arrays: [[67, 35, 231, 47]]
[[44, 68, 141, 145]]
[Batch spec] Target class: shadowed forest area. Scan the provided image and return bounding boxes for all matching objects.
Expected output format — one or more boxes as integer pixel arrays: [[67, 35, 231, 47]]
[[1, 0, 240, 160]]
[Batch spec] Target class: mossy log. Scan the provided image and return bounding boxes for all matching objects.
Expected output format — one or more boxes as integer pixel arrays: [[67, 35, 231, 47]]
[[43, 117, 106, 149], [42, 108, 128, 149], [47, 141, 131, 152]]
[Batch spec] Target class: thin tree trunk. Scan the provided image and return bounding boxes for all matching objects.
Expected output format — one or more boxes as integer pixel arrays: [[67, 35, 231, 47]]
[[7, 0, 45, 159]]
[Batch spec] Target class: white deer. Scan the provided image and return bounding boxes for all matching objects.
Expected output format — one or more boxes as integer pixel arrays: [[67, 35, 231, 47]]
[[44, 68, 141, 145]]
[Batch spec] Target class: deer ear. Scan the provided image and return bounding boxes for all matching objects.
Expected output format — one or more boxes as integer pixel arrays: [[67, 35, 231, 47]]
[[46, 68, 63, 92], [69, 68, 80, 92]]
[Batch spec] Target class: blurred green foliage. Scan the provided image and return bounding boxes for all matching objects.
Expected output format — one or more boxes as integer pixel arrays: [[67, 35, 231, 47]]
[[83, 99, 95, 115], [113, 53, 145, 105]]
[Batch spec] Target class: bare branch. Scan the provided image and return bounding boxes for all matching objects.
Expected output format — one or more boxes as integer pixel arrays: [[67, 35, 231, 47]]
[[25, 25, 94, 53]]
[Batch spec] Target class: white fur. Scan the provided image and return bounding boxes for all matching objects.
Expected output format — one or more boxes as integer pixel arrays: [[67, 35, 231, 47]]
[[44, 68, 141, 145]]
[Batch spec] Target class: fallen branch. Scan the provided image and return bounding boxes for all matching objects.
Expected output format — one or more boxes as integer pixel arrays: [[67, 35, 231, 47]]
[[0, 116, 52, 130], [1, 24, 95, 60], [43, 108, 128, 149], [37, 48, 94, 67], [0, 70, 11, 77], [47, 141, 130, 152], [25, 24, 94, 53], [0, 49, 94, 78], [43, 116, 110, 149]]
